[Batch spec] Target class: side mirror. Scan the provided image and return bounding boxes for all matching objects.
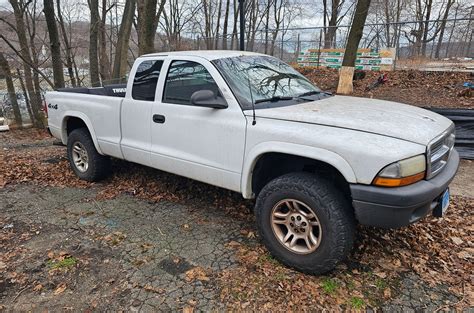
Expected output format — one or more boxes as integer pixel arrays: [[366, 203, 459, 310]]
[[190, 90, 228, 109]]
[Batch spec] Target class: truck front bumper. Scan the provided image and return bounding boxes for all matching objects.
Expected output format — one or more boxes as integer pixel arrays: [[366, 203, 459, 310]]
[[350, 149, 460, 229]]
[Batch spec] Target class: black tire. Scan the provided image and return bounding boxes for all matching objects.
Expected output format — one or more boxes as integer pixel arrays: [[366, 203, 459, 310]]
[[67, 128, 110, 182], [255, 172, 355, 274]]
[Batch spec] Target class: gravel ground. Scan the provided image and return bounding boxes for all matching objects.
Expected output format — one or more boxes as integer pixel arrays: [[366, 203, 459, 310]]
[[0, 130, 472, 310], [0, 184, 249, 311], [0, 184, 468, 311]]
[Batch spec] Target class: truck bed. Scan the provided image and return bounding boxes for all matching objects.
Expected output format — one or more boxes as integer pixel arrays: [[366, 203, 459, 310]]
[[45, 87, 125, 160], [57, 83, 127, 98]]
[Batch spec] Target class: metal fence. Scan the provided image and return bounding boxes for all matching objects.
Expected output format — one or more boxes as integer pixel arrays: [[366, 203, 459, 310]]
[[188, 18, 474, 71]]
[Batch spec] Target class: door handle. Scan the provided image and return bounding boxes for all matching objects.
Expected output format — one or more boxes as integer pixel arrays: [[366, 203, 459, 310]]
[[153, 114, 165, 123]]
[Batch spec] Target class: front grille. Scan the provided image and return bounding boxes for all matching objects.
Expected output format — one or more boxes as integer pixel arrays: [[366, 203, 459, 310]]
[[426, 125, 455, 179]]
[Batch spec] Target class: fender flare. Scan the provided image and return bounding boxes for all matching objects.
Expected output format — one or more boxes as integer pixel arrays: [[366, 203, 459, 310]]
[[241, 141, 357, 199], [61, 111, 104, 155]]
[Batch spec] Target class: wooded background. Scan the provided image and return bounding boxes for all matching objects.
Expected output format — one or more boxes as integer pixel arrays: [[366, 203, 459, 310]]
[[0, 0, 472, 127]]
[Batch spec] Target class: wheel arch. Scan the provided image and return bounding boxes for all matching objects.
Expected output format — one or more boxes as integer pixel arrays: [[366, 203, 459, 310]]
[[241, 142, 357, 199], [61, 112, 103, 154]]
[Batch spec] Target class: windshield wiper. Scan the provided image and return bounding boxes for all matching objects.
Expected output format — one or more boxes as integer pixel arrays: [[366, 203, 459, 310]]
[[254, 96, 294, 104], [297, 90, 321, 98]]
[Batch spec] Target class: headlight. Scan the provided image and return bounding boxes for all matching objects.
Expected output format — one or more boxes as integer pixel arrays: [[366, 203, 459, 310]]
[[373, 155, 426, 187]]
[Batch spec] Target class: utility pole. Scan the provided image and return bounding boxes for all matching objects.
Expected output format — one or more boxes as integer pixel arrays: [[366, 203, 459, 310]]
[[239, 0, 245, 51]]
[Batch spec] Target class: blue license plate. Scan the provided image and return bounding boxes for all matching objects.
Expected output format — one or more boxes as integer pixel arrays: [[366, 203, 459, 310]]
[[441, 189, 450, 215]]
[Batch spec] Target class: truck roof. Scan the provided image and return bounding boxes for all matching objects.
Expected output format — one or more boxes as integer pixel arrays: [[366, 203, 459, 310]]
[[140, 50, 266, 61]]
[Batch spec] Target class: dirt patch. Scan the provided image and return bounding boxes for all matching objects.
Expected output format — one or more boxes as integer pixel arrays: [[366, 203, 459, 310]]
[[297, 68, 473, 109], [0, 215, 127, 311], [451, 160, 474, 198]]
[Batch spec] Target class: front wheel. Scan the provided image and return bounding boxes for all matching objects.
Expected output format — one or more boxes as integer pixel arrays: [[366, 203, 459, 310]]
[[255, 172, 355, 274]]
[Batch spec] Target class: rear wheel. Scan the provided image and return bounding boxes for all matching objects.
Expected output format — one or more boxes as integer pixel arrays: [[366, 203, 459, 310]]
[[67, 128, 110, 181], [255, 172, 355, 274]]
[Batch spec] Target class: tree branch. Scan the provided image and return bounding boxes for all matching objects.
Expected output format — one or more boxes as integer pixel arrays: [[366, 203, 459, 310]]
[[0, 34, 55, 87]]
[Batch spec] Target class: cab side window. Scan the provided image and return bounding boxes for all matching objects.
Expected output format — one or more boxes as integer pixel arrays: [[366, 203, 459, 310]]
[[132, 60, 163, 101], [163, 60, 220, 105]]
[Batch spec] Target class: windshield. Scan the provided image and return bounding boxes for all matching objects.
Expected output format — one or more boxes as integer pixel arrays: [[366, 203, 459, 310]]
[[212, 55, 321, 110]]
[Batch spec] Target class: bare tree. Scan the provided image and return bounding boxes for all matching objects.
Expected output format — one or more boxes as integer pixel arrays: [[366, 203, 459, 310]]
[[0, 52, 22, 126], [263, 0, 274, 54], [99, 0, 113, 82], [137, 0, 166, 55], [434, 0, 455, 58], [112, 0, 136, 82], [337, 0, 372, 94], [161, 0, 200, 50], [89, 0, 100, 86], [323, 0, 354, 48], [222, 0, 230, 49], [403, 0, 455, 57], [24, 0, 45, 119], [56, 0, 77, 86], [16, 67, 35, 124], [5, 0, 44, 127], [230, 0, 239, 49], [43, 0, 65, 88]]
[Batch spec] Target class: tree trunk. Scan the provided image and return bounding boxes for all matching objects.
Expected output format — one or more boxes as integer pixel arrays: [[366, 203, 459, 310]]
[[0, 52, 22, 126], [25, 4, 45, 121], [112, 0, 136, 82], [8, 0, 44, 128], [16, 68, 34, 125], [56, 0, 77, 87], [264, 0, 271, 54], [89, 0, 100, 87], [222, 0, 230, 49], [337, 0, 371, 95], [434, 0, 454, 59], [99, 0, 111, 82], [230, 0, 239, 50], [421, 0, 433, 57], [137, 0, 158, 55], [324, 0, 340, 48], [214, 0, 222, 49], [202, 0, 212, 49], [445, 4, 458, 58], [43, 0, 64, 89]]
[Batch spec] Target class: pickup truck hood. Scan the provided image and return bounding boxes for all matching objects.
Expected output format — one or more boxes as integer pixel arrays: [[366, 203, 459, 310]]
[[248, 95, 453, 145]]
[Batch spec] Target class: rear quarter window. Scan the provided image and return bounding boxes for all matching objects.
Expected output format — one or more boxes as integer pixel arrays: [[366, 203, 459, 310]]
[[132, 60, 163, 101]]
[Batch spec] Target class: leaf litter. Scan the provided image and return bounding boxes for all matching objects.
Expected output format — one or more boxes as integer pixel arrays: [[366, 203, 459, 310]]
[[1, 126, 472, 310]]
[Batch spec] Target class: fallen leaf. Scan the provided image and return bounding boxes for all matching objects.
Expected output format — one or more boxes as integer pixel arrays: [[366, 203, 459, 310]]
[[182, 306, 194, 313], [373, 270, 387, 278], [143, 284, 164, 294], [185, 267, 209, 282], [33, 284, 43, 292], [451, 237, 463, 245], [53, 283, 67, 295]]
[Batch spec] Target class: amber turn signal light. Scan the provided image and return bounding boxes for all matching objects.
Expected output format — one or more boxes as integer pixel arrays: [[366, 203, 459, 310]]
[[373, 172, 425, 187]]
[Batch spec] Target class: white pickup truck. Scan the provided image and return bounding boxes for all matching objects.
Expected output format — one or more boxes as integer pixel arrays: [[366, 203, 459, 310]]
[[45, 51, 459, 274]]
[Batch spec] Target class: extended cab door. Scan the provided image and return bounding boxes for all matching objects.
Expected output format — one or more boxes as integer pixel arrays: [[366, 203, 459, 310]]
[[150, 57, 247, 192], [120, 57, 164, 166]]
